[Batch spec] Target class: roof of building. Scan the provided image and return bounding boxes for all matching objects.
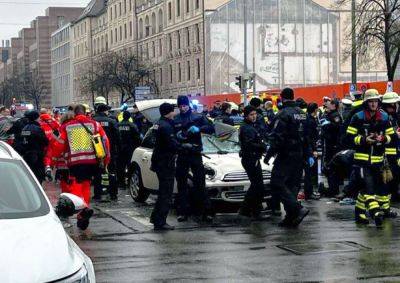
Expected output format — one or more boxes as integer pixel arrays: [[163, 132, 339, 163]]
[[75, 0, 106, 23]]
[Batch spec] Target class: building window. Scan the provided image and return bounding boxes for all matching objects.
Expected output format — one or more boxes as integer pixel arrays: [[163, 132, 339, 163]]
[[139, 18, 143, 39], [145, 16, 150, 37], [124, 0, 127, 13], [114, 4, 117, 18], [195, 24, 200, 44], [115, 28, 118, 42], [177, 31, 181, 49], [111, 29, 113, 44], [178, 63, 182, 82], [151, 13, 156, 34], [177, 0, 181, 17], [169, 34, 172, 51], [186, 27, 190, 46], [186, 0, 189, 13], [119, 3, 122, 16], [168, 2, 172, 20], [159, 38, 162, 55], [169, 64, 173, 83], [195, 0, 199, 9], [105, 35, 108, 50], [160, 68, 163, 85], [158, 9, 163, 32], [110, 7, 113, 20], [124, 24, 127, 39], [129, 21, 133, 37], [120, 26, 122, 40], [187, 61, 190, 81], [152, 42, 155, 57], [129, 0, 132, 11], [196, 58, 200, 79]]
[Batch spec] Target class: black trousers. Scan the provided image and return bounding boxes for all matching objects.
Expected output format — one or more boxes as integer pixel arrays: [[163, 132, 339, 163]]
[[93, 158, 118, 199], [241, 155, 264, 216], [151, 158, 176, 226], [304, 158, 318, 198], [175, 153, 212, 216], [23, 151, 45, 184], [117, 147, 135, 186], [270, 154, 303, 218]]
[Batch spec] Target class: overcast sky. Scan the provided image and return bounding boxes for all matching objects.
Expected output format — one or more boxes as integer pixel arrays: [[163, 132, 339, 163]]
[[0, 0, 87, 44]]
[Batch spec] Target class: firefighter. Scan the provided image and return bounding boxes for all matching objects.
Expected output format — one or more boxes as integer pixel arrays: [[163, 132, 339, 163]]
[[380, 91, 400, 215], [92, 96, 120, 201], [238, 105, 267, 218], [117, 111, 142, 188], [346, 89, 396, 226], [150, 103, 180, 230], [53, 104, 110, 230], [264, 88, 311, 227], [174, 95, 215, 222], [321, 98, 343, 196], [19, 110, 49, 183]]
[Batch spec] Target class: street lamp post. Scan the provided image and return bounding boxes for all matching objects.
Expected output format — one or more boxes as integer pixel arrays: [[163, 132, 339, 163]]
[[351, 0, 357, 85]]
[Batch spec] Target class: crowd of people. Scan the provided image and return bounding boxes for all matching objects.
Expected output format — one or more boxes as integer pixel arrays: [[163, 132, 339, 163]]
[[1, 85, 399, 230]]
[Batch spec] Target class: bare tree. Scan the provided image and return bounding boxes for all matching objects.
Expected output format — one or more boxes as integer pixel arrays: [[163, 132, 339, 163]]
[[0, 76, 24, 106], [337, 0, 400, 81], [109, 49, 152, 103], [22, 70, 46, 110]]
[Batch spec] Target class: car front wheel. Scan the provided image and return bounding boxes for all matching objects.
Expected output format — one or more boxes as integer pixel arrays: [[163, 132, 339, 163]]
[[128, 164, 150, 203]]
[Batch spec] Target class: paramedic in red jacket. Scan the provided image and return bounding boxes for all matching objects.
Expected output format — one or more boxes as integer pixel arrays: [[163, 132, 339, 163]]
[[54, 104, 110, 230]]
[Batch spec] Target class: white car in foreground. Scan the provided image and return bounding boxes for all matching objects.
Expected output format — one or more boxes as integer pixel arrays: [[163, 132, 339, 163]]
[[127, 99, 273, 204], [0, 142, 95, 283]]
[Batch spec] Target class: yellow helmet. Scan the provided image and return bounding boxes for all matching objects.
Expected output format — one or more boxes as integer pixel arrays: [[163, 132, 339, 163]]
[[363, 89, 380, 102], [82, 103, 91, 113], [382, 92, 399, 104]]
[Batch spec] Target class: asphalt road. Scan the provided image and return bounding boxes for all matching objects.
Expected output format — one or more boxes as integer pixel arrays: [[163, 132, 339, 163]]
[[44, 182, 400, 282]]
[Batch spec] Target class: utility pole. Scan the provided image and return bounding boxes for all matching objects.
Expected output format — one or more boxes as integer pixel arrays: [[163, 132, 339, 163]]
[[351, 0, 357, 85], [243, 0, 248, 106]]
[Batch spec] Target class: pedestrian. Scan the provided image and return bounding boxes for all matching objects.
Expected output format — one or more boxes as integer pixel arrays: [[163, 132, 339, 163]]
[[345, 89, 395, 226], [117, 111, 142, 188], [217, 102, 235, 126], [19, 110, 49, 183], [264, 88, 311, 227], [321, 98, 343, 197], [238, 105, 267, 218], [92, 96, 120, 201], [53, 104, 110, 230], [249, 97, 268, 136], [263, 101, 276, 127], [209, 100, 222, 118], [150, 103, 180, 231], [174, 95, 215, 222], [304, 102, 320, 200], [0, 105, 14, 144]]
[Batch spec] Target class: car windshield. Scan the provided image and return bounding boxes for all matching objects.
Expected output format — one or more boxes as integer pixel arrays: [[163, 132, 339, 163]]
[[0, 159, 49, 219], [202, 131, 240, 154]]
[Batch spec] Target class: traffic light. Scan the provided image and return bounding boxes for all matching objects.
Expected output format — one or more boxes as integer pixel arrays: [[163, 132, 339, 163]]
[[247, 74, 254, 89], [235, 75, 242, 89]]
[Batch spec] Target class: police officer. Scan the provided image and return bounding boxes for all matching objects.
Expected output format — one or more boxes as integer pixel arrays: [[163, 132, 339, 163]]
[[249, 97, 268, 135], [150, 103, 180, 231], [92, 96, 120, 201], [304, 103, 319, 200], [346, 89, 396, 226], [174, 95, 215, 222], [264, 88, 311, 227], [321, 98, 343, 196], [238, 105, 267, 218], [19, 110, 49, 183], [117, 111, 141, 188]]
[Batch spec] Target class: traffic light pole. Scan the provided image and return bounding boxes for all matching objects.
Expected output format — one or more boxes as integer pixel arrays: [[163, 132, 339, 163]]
[[351, 0, 356, 85], [243, 0, 248, 106]]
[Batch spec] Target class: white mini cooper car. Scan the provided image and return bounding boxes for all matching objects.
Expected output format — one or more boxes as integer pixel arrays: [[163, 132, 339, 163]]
[[127, 99, 273, 204]]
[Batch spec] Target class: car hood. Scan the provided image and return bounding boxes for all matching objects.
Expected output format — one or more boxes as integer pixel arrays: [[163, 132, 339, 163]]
[[0, 213, 83, 283], [203, 153, 273, 177]]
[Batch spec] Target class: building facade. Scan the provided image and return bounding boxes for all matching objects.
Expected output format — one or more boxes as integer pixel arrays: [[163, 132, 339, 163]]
[[51, 23, 74, 106]]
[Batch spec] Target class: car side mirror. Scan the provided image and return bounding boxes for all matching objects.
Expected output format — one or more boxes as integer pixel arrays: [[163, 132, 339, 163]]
[[55, 193, 88, 219]]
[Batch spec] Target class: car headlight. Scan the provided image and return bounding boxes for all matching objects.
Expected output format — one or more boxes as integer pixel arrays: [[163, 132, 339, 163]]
[[204, 164, 217, 180], [61, 265, 90, 283]]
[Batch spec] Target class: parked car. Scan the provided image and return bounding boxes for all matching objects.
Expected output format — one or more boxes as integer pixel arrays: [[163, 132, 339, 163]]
[[0, 141, 95, 283], [127, 99, 273, 204]]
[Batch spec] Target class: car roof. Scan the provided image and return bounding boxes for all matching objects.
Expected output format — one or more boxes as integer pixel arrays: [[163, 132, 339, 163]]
[[0, 142, 22, 160], [134, 99, 176, 112]]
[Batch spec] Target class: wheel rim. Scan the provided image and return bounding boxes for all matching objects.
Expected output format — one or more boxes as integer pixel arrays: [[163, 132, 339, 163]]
[[129, 170, 140, 198]]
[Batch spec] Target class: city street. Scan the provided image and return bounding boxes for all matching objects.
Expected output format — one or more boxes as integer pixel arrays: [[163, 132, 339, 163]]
[[45, 182, 400, 282]]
